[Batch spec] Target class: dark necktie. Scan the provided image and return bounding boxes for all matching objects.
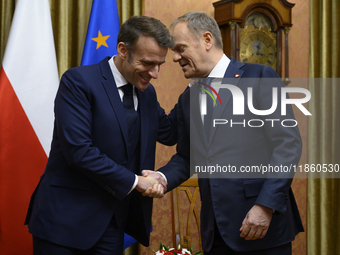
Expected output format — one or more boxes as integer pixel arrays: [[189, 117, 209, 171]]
[[122, 84, 138, 134]]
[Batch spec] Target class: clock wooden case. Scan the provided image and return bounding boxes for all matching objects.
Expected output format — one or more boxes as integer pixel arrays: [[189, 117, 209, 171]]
[[213, 0, 294, 79]]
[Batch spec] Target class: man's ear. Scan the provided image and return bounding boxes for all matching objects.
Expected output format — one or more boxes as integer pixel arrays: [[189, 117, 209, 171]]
[[202, 31, 213, 51], [117, 42, 129, 60]]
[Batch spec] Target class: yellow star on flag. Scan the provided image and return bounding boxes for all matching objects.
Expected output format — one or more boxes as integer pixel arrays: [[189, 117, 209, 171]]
[[91, 30, 110, 49]]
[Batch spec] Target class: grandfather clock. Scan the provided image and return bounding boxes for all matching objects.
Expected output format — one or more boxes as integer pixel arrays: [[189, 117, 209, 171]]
[[213, 0, 294, 79]]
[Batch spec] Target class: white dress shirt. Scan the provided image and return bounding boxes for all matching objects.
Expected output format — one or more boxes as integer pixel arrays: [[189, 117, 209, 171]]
[[108, 56, 138, 193], [108, 56, 138, 110]]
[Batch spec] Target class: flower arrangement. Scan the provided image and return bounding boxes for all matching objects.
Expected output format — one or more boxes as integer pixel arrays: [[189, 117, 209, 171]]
[[153, 243, 203, 255]]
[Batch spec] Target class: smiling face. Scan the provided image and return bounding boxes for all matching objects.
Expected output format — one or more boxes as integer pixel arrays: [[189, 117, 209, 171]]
[[118, 36, 168, 91], [171, 22, 211, 78]]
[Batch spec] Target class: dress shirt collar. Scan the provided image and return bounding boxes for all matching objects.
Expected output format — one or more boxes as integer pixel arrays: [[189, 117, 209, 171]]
[[188, 54, 230, 88], [108, 57, 138, 110], [208, 54, 230, 78], [108, 56, 128, 89]]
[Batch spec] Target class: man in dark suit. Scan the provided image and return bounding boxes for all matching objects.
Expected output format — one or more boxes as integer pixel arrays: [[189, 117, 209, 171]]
[[145, 11, 304, 254], [25, 16, 177, 254]]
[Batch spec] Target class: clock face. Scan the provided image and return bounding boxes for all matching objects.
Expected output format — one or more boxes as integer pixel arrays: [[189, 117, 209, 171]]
[[240, 30, 277, 71]]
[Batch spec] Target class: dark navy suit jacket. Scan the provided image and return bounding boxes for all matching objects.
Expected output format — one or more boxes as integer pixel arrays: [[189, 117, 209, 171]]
[[159, 58, 304, 252], [25, 57, 177, 249]]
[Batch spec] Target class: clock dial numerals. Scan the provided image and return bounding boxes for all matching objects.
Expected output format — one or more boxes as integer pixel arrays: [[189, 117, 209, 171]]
[[240, 31, 276, 71]]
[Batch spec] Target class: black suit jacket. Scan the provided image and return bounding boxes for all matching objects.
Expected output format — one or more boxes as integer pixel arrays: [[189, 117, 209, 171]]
[[159, 58, 304, 252], [25, 57, 177, 249]]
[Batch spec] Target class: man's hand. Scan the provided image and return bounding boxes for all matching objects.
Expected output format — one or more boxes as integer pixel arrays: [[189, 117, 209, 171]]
[[141, 170, 167, 198], [143, 183, 165, 198], [239, 204, 273, 240], [142, 170, 167, 191], [135, 175, 157, 193], [135, 175, 165, 198]]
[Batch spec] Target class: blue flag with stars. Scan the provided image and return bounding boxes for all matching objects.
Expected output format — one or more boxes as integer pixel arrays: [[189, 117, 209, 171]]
[[80, 0, 138, 250], [81, 0, 120, 65]]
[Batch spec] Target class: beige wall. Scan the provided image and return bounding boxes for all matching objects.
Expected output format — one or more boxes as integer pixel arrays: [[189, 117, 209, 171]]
[[289, 0, 309, 254], [140, 0, 309, 254]]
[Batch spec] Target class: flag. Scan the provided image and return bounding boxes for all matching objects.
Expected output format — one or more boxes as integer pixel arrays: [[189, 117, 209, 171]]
[[81, 0, 138, 249], [0, 0, 59, 253], [81, 0, 120, 65]]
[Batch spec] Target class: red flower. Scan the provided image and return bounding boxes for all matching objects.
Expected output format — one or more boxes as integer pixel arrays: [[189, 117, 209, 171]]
[[164, 252, 174, 255]]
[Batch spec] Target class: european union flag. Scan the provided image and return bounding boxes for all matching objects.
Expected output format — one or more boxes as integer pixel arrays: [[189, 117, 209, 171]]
[[81, 0, 138, 250], [81, 0, 120, 65]]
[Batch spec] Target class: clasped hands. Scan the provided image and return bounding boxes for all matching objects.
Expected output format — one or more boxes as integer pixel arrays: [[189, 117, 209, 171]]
[[135, 170, 167, 198]]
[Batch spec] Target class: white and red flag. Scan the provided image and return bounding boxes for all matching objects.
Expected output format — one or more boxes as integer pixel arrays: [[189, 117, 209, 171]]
[[0, 0, 58, 253]]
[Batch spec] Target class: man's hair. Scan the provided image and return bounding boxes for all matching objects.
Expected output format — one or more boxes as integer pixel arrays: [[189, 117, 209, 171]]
[[170, 11, 223, 50], [118, 16, 173, 58]]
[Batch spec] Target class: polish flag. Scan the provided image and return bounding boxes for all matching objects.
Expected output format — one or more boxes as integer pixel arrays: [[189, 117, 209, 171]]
[[0, 0, 58, 253]]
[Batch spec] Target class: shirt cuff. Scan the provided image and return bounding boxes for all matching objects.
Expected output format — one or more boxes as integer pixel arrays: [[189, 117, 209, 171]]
[[157, 171, 168, 184], [128, 175, 138, 195]]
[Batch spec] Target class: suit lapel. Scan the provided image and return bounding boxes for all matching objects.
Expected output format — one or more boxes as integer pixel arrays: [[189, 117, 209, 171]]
[[99, 58, 130, 147], [220, 57, 245, 107], [136, 89, 148, 164], [190, 84, 210, 149]]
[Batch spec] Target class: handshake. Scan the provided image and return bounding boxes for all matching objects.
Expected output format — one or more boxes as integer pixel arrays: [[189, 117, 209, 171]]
[[135, 170, 167, 198]]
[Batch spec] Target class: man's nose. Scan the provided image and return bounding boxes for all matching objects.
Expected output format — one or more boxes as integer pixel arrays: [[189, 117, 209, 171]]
[[148, 65, 159, 79], [173, 51, 181, 62]]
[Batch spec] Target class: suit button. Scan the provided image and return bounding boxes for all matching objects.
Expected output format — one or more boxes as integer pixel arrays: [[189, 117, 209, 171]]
[[207, 157, 213, 163]]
